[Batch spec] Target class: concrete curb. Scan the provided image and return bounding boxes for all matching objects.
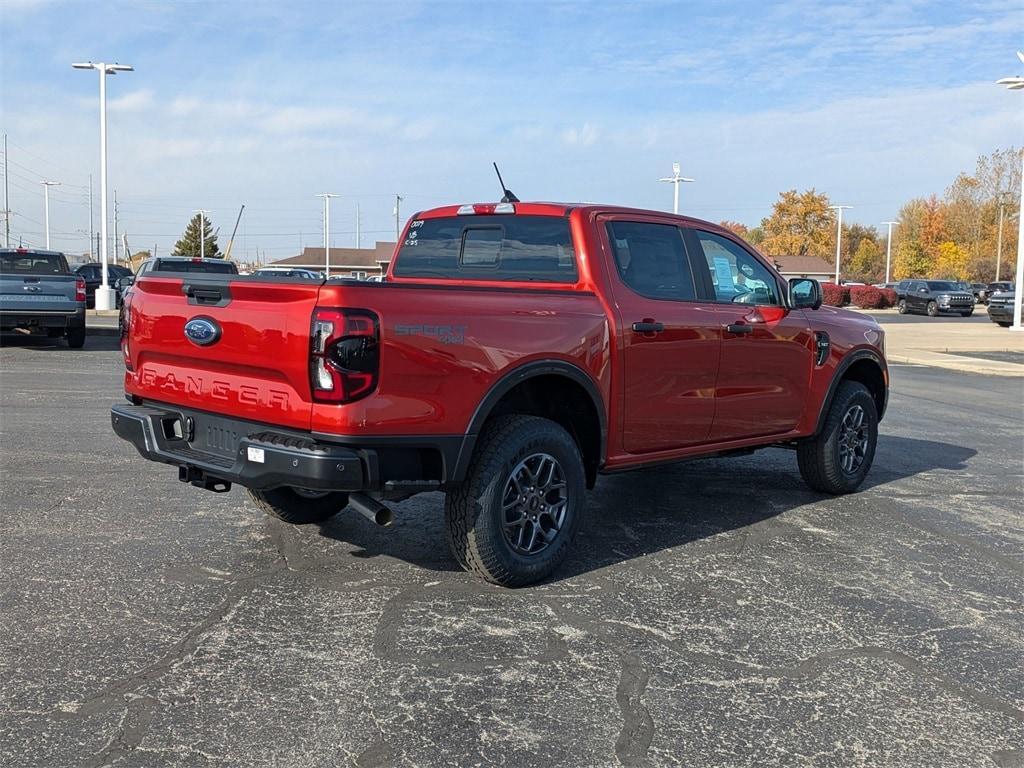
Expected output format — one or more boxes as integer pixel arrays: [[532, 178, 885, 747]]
[[889, 352, 1024, 377]]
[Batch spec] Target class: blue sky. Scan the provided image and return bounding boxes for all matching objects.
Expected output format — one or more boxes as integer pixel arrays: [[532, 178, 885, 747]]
[[1, 0, 1022, 262]]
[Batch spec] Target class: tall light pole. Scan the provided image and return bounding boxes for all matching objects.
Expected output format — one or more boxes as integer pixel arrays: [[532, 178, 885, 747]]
[[317, 193, 339, 277], [996, 51, 1024, 330], [393, 194, 403, 241], [882, 221, 897, 283], [829, 205, 852, 283], [73, 61, 133, 310], [195, 209, 210, 259], [658, 162, 695, 215], [40, 181, 61, 249]]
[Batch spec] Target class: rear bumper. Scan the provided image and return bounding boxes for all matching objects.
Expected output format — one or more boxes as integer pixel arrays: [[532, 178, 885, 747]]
[[110, 402, 463, 496], [1, 307, 85, 330]]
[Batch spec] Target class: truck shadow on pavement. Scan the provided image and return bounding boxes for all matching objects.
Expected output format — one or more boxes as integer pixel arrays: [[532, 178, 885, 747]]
[[314, 436, 977, 583], [0, 334, 121, 352]]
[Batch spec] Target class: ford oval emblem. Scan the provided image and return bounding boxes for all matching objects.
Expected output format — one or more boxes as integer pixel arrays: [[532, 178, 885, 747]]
[[184, 317, 221, 347]]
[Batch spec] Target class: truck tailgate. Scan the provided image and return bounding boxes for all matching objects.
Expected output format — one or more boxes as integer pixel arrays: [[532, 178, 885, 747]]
[[124, 276, 321, 430], [0, 274, 79, 313]]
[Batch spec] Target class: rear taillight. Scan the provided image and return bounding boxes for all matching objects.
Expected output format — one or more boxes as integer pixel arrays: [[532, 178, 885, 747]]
[[120, 298, 133, 371], [75, 276, 86, 303], [456, 202, 515, 215], [309, 308, 379, 404]]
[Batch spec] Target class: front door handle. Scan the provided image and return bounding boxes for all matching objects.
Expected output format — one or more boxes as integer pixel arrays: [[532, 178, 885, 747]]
[[725, 323, 754, 335], [632, 321, 665, 334]]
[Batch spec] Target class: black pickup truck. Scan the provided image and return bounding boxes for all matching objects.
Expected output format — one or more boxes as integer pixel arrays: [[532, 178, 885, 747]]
[[0, 249, 87, 347]]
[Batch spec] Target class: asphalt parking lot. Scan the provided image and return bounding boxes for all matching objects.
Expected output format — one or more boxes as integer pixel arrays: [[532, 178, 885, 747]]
[[1, 333, 1022, 768]]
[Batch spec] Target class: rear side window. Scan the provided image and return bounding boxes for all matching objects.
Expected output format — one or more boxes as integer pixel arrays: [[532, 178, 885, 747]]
[[606, 221, 696, 301], [155, 260, 238, 274], [393, 215, 577, 282]]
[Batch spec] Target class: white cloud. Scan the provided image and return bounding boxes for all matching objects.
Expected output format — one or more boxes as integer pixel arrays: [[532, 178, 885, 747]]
[[108, 89, 155, 113]]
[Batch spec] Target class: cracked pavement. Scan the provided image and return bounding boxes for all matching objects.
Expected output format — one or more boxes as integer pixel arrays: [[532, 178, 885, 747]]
[[1, 335, 1022, 767]]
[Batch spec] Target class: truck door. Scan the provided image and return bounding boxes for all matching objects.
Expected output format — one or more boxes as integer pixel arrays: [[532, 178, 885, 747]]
[[686, 228, 814, 441], [599, 216, 721, 453]]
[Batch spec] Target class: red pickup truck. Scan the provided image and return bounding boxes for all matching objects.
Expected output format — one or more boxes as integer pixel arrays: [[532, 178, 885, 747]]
[[112, 201, 887, 586]]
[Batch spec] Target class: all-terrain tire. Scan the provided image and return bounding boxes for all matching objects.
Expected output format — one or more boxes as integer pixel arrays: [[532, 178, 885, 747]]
[[66, 324, 86, 349], [445, 415, 585, 587], [926, 300, 938, 317], [247, 487, 349, 524], [897, 299, 907, 314], [797, 381, 878, 495]]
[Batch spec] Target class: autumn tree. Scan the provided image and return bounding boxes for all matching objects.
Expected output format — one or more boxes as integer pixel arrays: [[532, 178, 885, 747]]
[[758, 189, 835, 259], [892, 240, 930, 281], [847, 238, 883, 282], [173, 214, 220, 258], [934, 241, 971, 281], [719, 220, 749, 237]]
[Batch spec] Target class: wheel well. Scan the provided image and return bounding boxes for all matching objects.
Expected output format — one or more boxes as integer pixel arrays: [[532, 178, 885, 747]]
[[484, 374, 602, 488], [840, 358, 887, 420]]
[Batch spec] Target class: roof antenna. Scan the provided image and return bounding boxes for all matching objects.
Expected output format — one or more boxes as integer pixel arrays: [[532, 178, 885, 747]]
[[493, 162, 520, 203]]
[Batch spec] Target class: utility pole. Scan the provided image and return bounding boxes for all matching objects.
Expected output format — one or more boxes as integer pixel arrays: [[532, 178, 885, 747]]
[[3, 134, 9, 247], [73, 60, 133, 310], [316, 193, 339, 277], [196, 209, 210, 259], [41, 181, 61, 250], [356, 203, 361, 249], [88, 174, 94, 260], [113, 188, 119, 264], [394, 194, 403, 241], [829, 205, 852, 283], [658, 161, 695, 215], [882, 221, 897, 284]]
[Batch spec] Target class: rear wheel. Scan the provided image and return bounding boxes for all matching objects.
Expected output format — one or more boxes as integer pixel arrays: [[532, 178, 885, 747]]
[[798, 381, 878, 495], [247, 487, 349, 524], [66, 324, 86, 349], [897, 299, 907, 314], [926, 301, 938, 317], [445, 415, 585, 587]]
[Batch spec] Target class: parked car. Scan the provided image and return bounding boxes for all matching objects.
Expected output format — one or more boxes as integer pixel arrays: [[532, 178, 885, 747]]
[[979, 281, 1013, 304], [75, 262, 133, 308], [895, 280, 975, 317], [251, 266, 323, 280], [873, 282, 899, 291], [987, 289, 1016, 327], [967, 282, 988, 303], [1, 248, 86, 347], [112, 200, 888, 587]]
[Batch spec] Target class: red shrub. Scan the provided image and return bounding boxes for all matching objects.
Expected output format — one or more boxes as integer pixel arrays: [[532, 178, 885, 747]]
[[821, 282, 849, 307], [879, 288, 897, 308], [850, 285, 886, 309]]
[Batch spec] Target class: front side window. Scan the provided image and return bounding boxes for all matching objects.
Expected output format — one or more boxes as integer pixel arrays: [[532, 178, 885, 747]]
[[393, 215, 577, 282], [695, 231, 780, 306], [606, 221, 696, 301]]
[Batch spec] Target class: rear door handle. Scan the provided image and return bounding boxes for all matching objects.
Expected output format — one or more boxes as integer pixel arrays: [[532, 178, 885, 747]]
[[725, 323, 754, 335], [632, 321, 665, 334]]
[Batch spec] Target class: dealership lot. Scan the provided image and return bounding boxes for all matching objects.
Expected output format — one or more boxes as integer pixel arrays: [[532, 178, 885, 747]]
[[1, 332, 1022, 767]]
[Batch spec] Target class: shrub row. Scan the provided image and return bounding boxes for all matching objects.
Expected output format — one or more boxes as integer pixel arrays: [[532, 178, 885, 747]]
[[820, 284, 898, 309]]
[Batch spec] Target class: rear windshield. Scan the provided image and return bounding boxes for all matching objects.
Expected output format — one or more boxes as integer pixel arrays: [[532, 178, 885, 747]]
[[927, 281, 957, 291], [155, 260, 237, 274], [392, 215, 577, 282], [0, 252, 69, 275]]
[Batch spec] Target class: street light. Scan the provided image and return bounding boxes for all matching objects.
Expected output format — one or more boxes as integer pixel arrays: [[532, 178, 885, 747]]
[[996, 51, 1024, 331], [316, 193, 340, 278], [72, 61, 133, 310], [40, 181, 61, 250], [658, 162, 695, 215], [881, 221, 897, 284], [829, 205, 852, 283]]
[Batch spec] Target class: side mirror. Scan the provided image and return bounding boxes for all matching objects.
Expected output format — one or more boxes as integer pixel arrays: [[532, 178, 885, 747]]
[[789, 278, 821, 310]]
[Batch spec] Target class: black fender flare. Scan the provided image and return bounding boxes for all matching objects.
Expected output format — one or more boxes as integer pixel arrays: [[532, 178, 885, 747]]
[[451, 359, 607, 483], [814, 349, 888, 435]]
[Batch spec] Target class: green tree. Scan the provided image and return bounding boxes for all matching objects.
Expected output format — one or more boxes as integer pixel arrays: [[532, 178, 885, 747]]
[[173, 214, 220, 258], [759, 189, 835, 259], [892, 239, 930, 280]]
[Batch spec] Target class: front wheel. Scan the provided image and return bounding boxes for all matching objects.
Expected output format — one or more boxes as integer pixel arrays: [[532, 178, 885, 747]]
[[926, 301, 939, 317], [247, 487, 349, 524], [797, 381, 878, 494], [997, 321, 1012, 328], [445, 415, 585, 587], [960, 311, 973, 317], [897, 299, 907, 314]]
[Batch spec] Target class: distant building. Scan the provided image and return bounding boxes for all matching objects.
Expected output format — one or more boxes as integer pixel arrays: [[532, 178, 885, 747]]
[[769, 255, 833, 283], [271, 241, 396, 279]]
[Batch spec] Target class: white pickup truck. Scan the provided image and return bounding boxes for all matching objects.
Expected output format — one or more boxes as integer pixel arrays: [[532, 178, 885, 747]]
[[0, 249, 87, 347]]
